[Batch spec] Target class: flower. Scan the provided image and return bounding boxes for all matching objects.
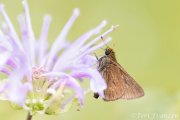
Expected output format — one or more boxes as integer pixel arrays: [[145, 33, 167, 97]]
[[0, 0, 116, 115]]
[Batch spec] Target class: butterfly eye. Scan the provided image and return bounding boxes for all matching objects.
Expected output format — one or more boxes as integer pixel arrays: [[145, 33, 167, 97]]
[[105, 48, 111, 55]]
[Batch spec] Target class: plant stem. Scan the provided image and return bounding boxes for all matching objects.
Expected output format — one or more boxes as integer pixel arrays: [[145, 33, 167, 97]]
[[26, 112, 32, 120]]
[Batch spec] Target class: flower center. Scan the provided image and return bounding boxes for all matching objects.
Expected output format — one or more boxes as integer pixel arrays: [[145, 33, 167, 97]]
[[32, 66, 46, 80], [31, 66, 50, 94], [25, 67, 52, 113]]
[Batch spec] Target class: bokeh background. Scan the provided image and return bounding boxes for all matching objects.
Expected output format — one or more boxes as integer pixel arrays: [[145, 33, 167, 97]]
[[0, 0, 180, 120]]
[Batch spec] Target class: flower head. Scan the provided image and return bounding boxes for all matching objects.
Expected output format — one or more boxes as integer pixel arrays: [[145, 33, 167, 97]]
[[0, 0, 116, 115]]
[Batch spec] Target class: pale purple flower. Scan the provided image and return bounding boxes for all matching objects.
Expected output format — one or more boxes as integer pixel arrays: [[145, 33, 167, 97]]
[[0, 0, 116, 115]]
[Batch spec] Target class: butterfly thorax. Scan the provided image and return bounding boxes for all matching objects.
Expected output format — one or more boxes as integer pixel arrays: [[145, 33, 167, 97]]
[[105, 48, 117, 62], [97, 48, 117, 71]]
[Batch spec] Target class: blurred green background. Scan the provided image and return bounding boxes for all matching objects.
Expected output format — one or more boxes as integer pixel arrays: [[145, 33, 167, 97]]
[[0, 0, 180, 120]]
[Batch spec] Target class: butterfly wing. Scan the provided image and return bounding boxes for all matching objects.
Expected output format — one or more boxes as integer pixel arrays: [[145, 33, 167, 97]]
[[114, 61, 144, 100], [99, 57, 144, 101], [100, 63, 124, 101], [98, 56, 125, 101]]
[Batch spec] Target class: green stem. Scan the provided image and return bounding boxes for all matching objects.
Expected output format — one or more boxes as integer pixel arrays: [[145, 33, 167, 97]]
[[26, 112, 32, 120]]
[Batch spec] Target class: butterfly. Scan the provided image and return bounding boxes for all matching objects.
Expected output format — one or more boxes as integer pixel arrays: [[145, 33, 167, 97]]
[[94, 47, 144, 101]]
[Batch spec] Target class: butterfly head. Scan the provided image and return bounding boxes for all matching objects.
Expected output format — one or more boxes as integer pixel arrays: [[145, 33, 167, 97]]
[[105, 47, 117, 61], [105, 47, 114, 55]]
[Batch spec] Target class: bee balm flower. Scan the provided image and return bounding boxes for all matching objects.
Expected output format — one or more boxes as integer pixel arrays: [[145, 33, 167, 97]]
[[0, 0, 116, 117]]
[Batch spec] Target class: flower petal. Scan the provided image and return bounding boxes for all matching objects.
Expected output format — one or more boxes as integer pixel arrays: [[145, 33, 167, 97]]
[[70, 68, 106, 97], [7, 70, 32, 106], [0, 51, 11, 66], [43, 72, 84, 105], [46, 8, 79, 70], [0, 4, 23, 51], [38, 15, 51, 65]]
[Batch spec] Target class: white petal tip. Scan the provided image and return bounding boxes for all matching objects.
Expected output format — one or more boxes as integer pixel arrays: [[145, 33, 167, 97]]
[[44, 14, 52, 21], [102, 20, 108, 25], [25, 99, 31, 104], [32, 99, 37, 103], [73, 8, 80, 16], [112, 25, 119, 30], [0, 4, 4, 11], [39, 99, 44, 103], [47, 88, 56, 95], [106, 37, 112, 41], [17, 14, 24, 20], [22, 0, 28, 7], [22, 0, 27, 4], [22, 0, 25, 4]]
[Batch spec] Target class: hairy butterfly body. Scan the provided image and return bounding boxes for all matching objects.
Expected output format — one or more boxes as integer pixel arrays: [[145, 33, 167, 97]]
[[94, 48, 144, 101]]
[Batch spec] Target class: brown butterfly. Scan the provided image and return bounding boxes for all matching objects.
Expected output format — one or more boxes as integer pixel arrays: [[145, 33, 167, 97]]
[[94, 47, 144, 101]]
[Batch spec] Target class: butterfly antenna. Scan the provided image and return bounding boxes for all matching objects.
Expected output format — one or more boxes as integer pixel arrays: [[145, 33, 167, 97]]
[[93, 52, 99, 60], [101, 36, 109, 48]]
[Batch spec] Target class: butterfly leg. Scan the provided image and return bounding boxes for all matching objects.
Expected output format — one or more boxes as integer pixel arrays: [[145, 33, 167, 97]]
[[93, 93, 99, 99]]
